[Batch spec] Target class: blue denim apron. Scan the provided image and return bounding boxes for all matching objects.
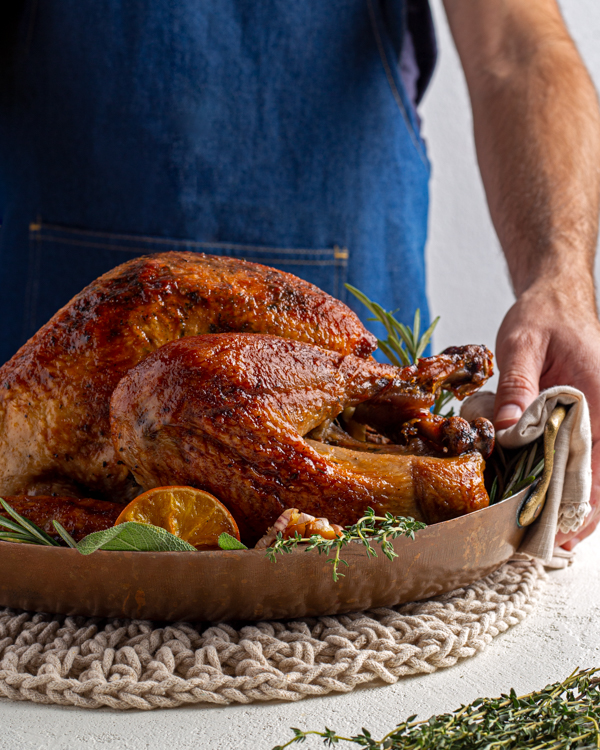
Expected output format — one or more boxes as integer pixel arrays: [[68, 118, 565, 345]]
[[0, 0, 434, 364]]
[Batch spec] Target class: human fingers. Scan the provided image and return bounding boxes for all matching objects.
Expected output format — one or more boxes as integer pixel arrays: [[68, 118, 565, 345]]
[[493, 303, 545, 430]]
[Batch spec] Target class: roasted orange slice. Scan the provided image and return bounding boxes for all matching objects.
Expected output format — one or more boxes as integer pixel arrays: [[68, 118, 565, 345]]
[[115, 486, 240, 549]]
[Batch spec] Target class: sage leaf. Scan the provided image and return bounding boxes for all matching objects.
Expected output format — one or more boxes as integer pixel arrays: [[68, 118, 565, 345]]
[[75, 522, 196, 554], [218, 532, 248, 550]]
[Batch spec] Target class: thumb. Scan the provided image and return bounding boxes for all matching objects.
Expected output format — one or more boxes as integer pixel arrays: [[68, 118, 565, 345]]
[[494, 335, 542, 430]]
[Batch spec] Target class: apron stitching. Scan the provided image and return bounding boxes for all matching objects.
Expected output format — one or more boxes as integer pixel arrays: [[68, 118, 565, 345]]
[[366, 0, 428, 168], [30, 234, 345, 266], [32, 223, 338, 256]]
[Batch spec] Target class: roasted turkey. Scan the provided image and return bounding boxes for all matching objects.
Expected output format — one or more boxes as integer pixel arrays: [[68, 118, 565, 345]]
[[0, 252, 374, 502], [0, 251, 495, 541], [111, 334, 494, 540]]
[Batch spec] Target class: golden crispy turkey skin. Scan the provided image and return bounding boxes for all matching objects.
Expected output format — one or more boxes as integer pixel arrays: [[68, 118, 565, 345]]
[[110, 334, 492, 541], [0, 252, 375, 502]]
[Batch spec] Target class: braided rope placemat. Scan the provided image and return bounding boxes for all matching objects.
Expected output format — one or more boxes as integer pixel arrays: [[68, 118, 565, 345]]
[[0, 558, 546, 710]]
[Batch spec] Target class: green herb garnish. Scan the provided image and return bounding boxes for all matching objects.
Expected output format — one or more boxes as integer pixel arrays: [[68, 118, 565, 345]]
[[346, 285, 439, 367], [0, 499, 421, 576], [265, 507, 426, 582], [218, 532, 248, 550], [488, 438, 545, 504], [0, 498, 196, 553], [432, 389, 455, 418], [274, 667, 600, 750], [345, 286, 453, 417], [0, 498, 61, 546], [58, 521, 196, 554]]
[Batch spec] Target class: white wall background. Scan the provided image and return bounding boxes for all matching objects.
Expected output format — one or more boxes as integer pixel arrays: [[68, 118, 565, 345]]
[[422, 0, 600, 388]]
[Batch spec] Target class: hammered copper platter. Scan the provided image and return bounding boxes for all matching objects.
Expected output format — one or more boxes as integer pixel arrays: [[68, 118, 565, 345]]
[[0, 488, 529, 622]]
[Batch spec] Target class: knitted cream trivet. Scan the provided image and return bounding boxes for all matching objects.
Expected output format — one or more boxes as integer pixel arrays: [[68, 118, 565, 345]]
[[0, 558, 545, 711]]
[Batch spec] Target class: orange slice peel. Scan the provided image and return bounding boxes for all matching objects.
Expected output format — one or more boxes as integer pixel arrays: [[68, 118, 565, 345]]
[[115, 486, 240, 550]]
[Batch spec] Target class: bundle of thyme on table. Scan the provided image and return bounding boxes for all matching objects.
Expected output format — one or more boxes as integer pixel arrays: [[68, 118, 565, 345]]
[[273, 667, 600, 749], [265, 508, 426, 581]]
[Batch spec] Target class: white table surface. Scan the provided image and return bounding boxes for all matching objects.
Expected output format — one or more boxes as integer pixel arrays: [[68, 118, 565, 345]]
[[1, 536, 599, 750]]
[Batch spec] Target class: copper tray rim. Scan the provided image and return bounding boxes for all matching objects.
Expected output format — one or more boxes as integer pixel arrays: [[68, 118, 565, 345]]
[[0, 486, 531, 560], [0, 487, 533, 621]]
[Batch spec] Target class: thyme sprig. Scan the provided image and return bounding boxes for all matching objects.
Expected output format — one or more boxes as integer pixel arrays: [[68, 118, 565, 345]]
[[273, 667, 600, 750], [264, 508, 426, 582], [345, 285, 453, 417]]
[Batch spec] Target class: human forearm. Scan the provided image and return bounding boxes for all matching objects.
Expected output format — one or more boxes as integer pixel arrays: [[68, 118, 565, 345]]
[[444, 0, 600, 547], [444, 0, 600, 298]]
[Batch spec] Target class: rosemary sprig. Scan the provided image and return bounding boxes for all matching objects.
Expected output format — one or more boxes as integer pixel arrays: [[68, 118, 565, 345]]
[[0, 498, 60, 547], [265, 508, 426, 582], [273, 667, 600, 750], [345, 285, 440, 367], [0, 500, 196, 553], [345, 285, 454, 416], [433, 390, 455, 418], [487, 438, 545, 505], [52, 521, 79, 549]]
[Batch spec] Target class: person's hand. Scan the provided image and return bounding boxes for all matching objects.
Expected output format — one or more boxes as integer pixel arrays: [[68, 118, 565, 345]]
[[493, 276, 600, 549]]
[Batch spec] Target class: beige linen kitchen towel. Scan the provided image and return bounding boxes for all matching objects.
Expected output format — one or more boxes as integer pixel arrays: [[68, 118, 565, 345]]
[[461, 387, 592, 567]]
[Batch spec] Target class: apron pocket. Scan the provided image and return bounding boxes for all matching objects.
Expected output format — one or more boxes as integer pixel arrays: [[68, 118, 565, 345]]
[[24, 223, 349, 338]]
